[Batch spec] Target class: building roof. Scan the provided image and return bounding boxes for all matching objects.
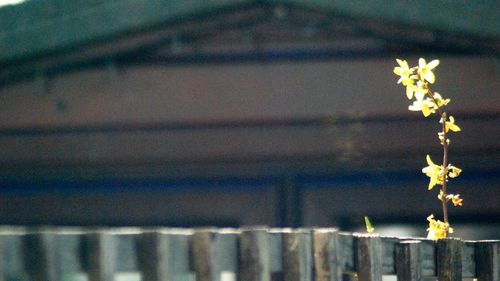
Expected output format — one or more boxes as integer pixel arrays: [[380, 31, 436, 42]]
[[1, 0, 498, 60], [0, 0, 498, 87]]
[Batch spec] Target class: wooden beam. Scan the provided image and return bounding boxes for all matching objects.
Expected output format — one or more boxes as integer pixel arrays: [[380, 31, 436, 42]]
[[277, 0, 499, 38], [1, 0, 497, 63], [0, 0, 253, 62]]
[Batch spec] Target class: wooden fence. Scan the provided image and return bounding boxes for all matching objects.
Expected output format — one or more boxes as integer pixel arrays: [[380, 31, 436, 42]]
[[0, 227, 498, 281]]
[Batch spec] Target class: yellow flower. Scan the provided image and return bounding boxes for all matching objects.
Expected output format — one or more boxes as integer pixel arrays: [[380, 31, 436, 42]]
[[422, 155, 444, 190], [394, 59, 411, 83], [426, 214, 452, 240], [409, 98, 437, 117], [394, 59, 417, 99], [448, 165, 462, 178], [405, 80, 417, 100], [450, 194, 463, 206], [432, 92, 450, 108], [441, 193, 463, 206], [437, 132, 445, 144], [437, 190, 446, 201], [413, 81, 428, 101], [418, 58, 440, 84], [445, 116, 461, 132]]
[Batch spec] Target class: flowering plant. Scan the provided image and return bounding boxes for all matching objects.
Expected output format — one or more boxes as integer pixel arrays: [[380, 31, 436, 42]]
[[394, 58, 462, 240]]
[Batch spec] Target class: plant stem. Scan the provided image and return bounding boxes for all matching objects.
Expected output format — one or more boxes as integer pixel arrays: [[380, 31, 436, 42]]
[[440, 113, 449, 225], [427, 89, 450, 228]]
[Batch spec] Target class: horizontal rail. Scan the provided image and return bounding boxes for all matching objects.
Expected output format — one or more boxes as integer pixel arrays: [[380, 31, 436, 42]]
[[0, 227, 498, 281], [0, 111, 498, 137]]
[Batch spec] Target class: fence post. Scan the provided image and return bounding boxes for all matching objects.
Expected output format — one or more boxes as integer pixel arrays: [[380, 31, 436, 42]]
[[282, 229, 313, 281], [191, 229, 219, 281], [191, 229, 239, 281], [136, 229, 194, 281], [436, 238, 463, 281], [83, 231, 116, 281], [0, 235, 3, 281], [355, 234, 382, 281], [267, 229, 284, 279], [23, 232, 60, 281], [462, 242, 476, 278], [337, 232, 355, 277], [396, 240, 422, 281], [136, 231, 171, 281], [0, 230, 28, 281], [58, 232, 86, 281], [239, 228, 271, 281], [475, 240, 499, 281], [4, 227, 497, 281], [313, 228, 342, 281]]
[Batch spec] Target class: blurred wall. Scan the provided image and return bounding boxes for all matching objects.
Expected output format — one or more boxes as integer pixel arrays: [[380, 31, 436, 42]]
[[0, 56, 498, 230], [0, 57, 497, 126], [0, 57, 497, 168]]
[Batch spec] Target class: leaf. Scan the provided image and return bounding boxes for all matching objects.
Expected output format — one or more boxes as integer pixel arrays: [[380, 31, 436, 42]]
[[364, 216, 375, 233]]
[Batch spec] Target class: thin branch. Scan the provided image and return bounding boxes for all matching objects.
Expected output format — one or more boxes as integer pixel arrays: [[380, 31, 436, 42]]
[[427, 88, 450, 231]]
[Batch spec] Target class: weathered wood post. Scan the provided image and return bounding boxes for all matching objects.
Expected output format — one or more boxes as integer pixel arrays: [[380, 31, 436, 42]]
[[239, 228, 271, 281], [337, 232, 355, 280], [0, 229, 28, 281], [396, 240, 422, 281], [354, 233, 383, 281], [136, 231, 170, 281], [282, 229, 313, 281], [1, 226, 498, 280], [267, 228, 284, 280], [0, 234, 3, 281], [23, 232, 60, 281], [462, 241, 476, 279], [475, 240, 499, 281], [418, 239, 437, 279], [312, 228, 342, 281], [58, 232, 87, 281], [191, 229, 219, 281], [436, 238, 463, 281], [83, 231, 116, 281], [191, 228, 239, 281], [136, 229, 193, 281]]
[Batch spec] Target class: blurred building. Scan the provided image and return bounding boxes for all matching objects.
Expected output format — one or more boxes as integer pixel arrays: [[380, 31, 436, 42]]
[[0, 0, 498, 238]]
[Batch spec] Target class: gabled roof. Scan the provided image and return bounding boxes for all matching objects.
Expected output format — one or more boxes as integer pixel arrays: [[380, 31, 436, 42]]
[[1, 0, 498, 62], [0, 0, 498, 86]]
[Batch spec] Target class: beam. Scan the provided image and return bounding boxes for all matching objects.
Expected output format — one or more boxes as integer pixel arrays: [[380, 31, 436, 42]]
[[0, 0, 498, 63], [0, 0, 254, 62], [277, 0, 499, 38]]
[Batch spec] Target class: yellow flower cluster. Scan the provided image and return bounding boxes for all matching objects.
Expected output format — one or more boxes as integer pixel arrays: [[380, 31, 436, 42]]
[[438, 191, 463, 207], [394, 58, 464, 240], [422, 155, 462, 190], [394, 58, 451, 117], [427, 214, 453, 240]]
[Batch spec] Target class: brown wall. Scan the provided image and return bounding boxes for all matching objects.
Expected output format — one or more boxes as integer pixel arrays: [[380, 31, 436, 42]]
[[1, 57, 497, 127], [0, 57, 497, 176], [0, 56, 498, 229]]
